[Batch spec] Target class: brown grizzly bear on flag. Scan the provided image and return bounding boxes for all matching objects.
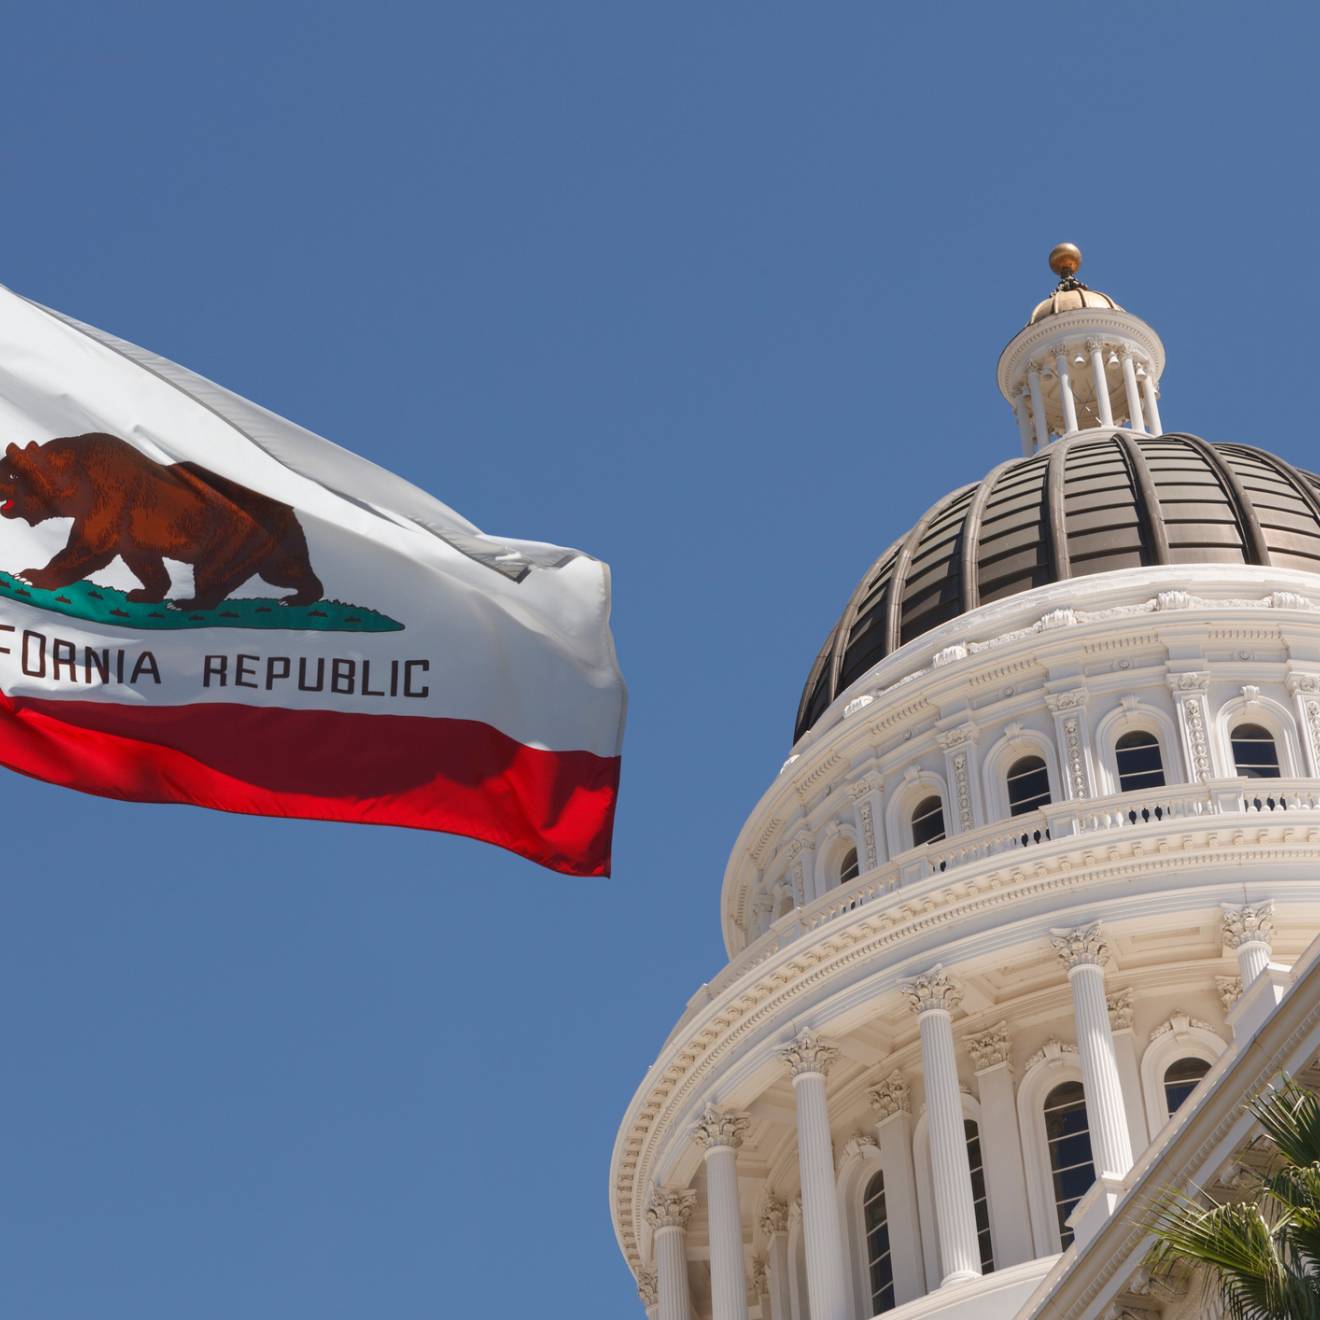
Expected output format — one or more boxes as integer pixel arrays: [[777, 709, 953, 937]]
[[0, 432, 323, 611]]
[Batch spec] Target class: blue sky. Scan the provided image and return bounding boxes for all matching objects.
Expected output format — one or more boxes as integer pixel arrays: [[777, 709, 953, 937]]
[[2, 3, 1317, 1316]]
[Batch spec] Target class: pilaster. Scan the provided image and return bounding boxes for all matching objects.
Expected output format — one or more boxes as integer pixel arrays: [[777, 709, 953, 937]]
[[867, 1071, 924, 1305], [965, 1021, 1033, 1267], [1167, 671, 1215, 781], [937, 723, 982, 833], [1044, 687, 1093, 800]]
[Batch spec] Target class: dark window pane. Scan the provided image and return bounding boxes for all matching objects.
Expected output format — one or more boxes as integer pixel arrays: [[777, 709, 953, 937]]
[[965, 1120, 995, 1273], [863, 1170, 896, 1312], [839, 846, 860, 885], [1116, 730, 1165, 792], [1164, 1056, 1212, 1115], [1007, 755, 1051, 816], [1043, 1081, 1094, 1248], [911, 795, 946, 847], [1232, 723, 1281, 778]]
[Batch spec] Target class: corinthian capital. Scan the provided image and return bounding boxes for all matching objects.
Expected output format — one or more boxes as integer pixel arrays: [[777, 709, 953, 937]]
[[966, 1021, 1011, 1071], [868, 1068, 911, 1119], [759, 1195, 789, 1238], [636, 1269, 658, 1307], [1221, 901, 1275, 951], [691, 1103, 750, 1152], [899, 965, 963, 1015], [645, 1186, 696, 1232], [1051, 922, 1109, 970], [777, 1029, 839, 1079]]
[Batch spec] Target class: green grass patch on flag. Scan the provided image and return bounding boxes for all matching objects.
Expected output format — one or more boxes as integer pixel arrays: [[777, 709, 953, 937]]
[[0, 572, 403, 632]]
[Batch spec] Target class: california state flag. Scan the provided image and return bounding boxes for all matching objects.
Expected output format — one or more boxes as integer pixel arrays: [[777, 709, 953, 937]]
[[0, 285, 625, 875]]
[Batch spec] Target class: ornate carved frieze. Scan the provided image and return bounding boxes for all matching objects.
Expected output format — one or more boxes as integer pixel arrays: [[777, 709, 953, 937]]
[[966, 1021, 1011, 1071], [868, 1069, 911, 1120], [899, 966, 963, 1015], [1107, 987, 1134, 1031], [1051, 921, 1109, 970], [1221, 900, 1275, 950], [1025, 1038, 1079, 1070], [1044, 687, 1088, 713], [777, 1029, 839, 1079], [691, 1103, 750, 1152], [645, 1186, 696, 1231], [1216, 975, 1243, 1011], [1149, 1010, 1214, 1042], [636, 1269, 658, 1307], [1167, 671, 1212, 781], [759, 1195, 789, 1238], [857, 800, 878, 870]]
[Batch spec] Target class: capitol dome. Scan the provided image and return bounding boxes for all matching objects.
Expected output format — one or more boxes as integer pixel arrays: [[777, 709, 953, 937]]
[[611, 247, 1320, 1320], [796, 436, 1320, 740]]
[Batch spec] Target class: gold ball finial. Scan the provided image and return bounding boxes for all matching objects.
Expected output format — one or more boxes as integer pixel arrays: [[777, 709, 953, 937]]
[[1049, 242, 1083, 279]]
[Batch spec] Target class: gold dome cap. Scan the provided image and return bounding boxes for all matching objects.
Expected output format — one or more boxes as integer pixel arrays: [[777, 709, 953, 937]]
[[1028, 243, 1122, 324]]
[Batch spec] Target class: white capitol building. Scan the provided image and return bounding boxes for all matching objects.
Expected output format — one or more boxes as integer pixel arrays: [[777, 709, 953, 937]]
[[609, 245, 1320, 1320]]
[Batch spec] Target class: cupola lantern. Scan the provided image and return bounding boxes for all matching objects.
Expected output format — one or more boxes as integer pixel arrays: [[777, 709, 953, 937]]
[[997, 244, 1165, 454]]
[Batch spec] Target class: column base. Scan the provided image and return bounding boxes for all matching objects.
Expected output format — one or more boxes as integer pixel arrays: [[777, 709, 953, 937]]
[[1066, 1173, 1127, 1250], [940, 1268, 982, 1287]]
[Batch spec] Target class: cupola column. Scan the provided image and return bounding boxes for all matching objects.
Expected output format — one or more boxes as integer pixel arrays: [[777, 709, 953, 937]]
[[900, 968, 982, 1285], [1054, 348, 1079, 436], [1014, 386, 1034, 454], [646, 1188, 696, 1320], [777, 1031, 849, 1320], [1087, 339, 1115, 427], [1140, 362, 1163, 434], [692, 1105, 751, 1320], [1222, 901, 1275, 986], [1051, 924, 1133, 1179], [1120, 348, 1146, 432], [1026, 364, 1049, 450], [758, 1198, 792, 1320]]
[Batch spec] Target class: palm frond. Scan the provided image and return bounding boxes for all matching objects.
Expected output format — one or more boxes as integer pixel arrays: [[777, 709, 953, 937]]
[[1252, 1079, 1320, 1171]]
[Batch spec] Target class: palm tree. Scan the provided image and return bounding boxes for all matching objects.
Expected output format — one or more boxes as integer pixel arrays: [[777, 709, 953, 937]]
[[1143, 1077, 1320, 1319]]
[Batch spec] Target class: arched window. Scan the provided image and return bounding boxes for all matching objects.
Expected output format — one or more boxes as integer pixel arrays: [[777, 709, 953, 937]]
[[911, 795, 946, 847], [1043, 1080, 1094, 1248], [1006, 755, 1051, 816], [1116, 730, 1165, 792], [839, 846, 860, 885], [862, 1169, 895, 1314], [965, 1120, 994, 1273], [1163, 1056, 1212, 1116], [1232, 723, 1281, 778]]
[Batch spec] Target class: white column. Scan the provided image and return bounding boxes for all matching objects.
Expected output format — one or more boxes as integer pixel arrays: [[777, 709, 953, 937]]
[[1088, 338, 1115, 427], [759, 1198, 792, 1320], [1014, 386, 1034, 454], [1051, 924, 1133, 1179], [1140, 362, 1163, 434], [1027, 365, 1049, 450], [901, 968, 981, 1285], [777, 1031, 849, 1320], [1054, 349, 1079, 436], [1120, 349, 1146, 432], [966, 1022, 1033, 1268], [868, 1072, 925, 1305], [1222, 901, 1275, 986], [638, 1270, 659, 1320], [647, 1187, 696, 1320], [693, 1105, 751, 1320]]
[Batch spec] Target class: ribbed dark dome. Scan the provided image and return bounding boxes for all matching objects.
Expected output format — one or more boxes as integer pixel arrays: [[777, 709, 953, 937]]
[[795, 434, 1320, 741]]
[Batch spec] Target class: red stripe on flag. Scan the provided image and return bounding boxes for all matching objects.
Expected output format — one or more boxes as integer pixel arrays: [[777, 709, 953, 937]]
[[0, 692, 619, 876]]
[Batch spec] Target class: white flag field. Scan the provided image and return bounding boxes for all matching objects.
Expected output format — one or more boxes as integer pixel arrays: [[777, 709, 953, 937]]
[[0, 284, 626, 875]]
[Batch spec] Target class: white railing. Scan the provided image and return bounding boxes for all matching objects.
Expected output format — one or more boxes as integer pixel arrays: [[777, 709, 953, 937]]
[[685, 777, 1320, 1018]]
